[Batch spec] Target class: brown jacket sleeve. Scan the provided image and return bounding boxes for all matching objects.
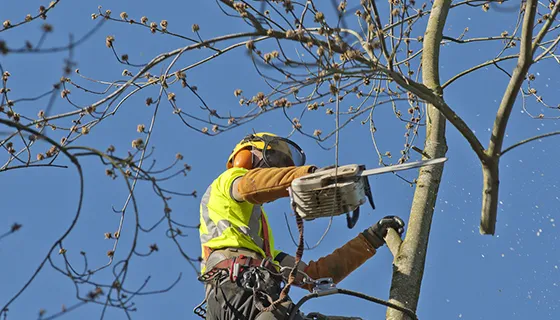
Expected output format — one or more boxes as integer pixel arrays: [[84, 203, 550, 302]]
[[303, 233, 376, 289], [236, 165, 315, 204]]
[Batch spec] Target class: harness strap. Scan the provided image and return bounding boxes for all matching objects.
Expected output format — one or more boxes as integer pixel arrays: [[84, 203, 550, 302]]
[[261, 213, 272, 259], [202, 245, 213, 261]]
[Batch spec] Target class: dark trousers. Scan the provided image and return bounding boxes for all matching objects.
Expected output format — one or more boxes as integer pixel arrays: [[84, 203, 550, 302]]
[[205, 267, 304, 320]]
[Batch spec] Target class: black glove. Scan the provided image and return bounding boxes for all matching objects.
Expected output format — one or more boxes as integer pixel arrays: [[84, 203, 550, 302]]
[[362, 216, 405, 249]]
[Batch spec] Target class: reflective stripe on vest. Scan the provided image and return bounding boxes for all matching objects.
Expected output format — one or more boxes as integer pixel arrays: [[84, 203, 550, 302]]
[[199, 168, 277, 271], [200, 185, 265, 250]]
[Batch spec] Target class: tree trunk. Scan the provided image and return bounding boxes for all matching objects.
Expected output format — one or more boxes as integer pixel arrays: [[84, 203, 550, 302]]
[[386, 0, 450, 319]]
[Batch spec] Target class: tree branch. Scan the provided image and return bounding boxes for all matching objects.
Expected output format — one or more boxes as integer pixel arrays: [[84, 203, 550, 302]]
[[384, 228, 403, 259], [531, 0, 560, 56], [442, 55, 518, 88], [481, 0, 538, 235], [501, 130, 560, 156], [385, 70, 487, 161], [534, 34, 560, 62], [240, 24, 486, 163], [219, 0, 266, 32], [0, 1, 60, 33]]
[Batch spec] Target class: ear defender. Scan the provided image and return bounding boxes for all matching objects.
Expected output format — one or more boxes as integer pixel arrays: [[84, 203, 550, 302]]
[[233, 149, 253, 169]]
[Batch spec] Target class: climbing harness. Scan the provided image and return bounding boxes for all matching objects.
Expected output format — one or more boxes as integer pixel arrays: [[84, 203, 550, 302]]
[[195, 258, 418, 320], [194, 254, 284, 318], [193, 299, 207, 319]]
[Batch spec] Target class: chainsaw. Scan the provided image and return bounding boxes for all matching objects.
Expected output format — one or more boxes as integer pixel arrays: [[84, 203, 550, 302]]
[[290, 157, 448, 229]]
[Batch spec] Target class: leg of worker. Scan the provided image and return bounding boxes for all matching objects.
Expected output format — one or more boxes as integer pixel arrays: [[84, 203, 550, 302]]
[[205, 281, 260, 320], [254, 300, 305, 320]]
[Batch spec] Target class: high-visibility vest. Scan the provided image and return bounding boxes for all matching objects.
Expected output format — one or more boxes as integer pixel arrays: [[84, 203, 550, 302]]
[[199, 167, 279, 273]]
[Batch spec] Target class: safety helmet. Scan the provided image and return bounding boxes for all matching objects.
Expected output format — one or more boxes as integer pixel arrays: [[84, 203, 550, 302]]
[[226, 132, 306, 169]]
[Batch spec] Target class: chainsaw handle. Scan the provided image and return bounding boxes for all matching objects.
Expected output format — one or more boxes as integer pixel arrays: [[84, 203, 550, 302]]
[[345, 176, 371, 229], [346, 208, 360, 229]]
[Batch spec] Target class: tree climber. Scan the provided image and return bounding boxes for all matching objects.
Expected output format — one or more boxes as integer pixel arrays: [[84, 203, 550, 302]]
[[197, 132, 405, 320]]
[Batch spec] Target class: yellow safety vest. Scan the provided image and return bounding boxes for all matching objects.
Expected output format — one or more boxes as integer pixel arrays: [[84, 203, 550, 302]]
[[199, 167, 280, 273]]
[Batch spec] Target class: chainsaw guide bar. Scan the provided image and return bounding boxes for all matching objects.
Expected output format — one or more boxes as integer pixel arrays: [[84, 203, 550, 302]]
[[290, 157, 448, 228]]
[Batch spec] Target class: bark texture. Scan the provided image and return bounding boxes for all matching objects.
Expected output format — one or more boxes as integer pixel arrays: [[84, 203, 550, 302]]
[[386, 0, 450, 319]]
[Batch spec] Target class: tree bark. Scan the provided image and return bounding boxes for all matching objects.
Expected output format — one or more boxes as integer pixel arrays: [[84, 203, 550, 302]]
[[386, 0, 450, 319], [480, 160, 499, 234]]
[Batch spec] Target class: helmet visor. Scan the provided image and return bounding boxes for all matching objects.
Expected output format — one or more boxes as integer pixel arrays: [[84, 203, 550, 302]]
[[263, 137, 306, 168]]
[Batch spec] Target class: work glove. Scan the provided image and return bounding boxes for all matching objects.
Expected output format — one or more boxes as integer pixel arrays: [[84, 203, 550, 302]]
[[236, 165, 316, 204], [302, 233, 376, 288], [362, 216, 405, 249]]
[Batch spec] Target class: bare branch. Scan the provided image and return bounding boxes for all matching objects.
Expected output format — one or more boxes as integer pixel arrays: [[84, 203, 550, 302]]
[[442, 55, 518, 88], [384, 70, 487, 161], [0, 119, 83, 317], [0, 1, 60, 33], [0, 223, 23, 242], [481, 0, 538, 235], [531, 1, 560, 56], [384, 228, 402, 259], [501, 130, 560, 156]]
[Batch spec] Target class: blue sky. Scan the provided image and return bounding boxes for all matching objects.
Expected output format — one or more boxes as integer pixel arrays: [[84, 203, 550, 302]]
[[1, 1, 559, 319]]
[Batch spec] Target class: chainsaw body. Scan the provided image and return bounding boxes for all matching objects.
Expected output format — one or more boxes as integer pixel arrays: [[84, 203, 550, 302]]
[[290, 157, 447, 229], [290, 164, 374, 229]]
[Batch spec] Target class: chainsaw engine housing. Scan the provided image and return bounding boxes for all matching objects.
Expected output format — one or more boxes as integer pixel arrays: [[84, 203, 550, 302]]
[[290, 165, 374, 228]]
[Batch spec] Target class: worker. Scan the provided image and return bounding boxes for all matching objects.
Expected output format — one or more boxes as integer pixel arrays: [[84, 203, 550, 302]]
[[197, 132, 405, 320]]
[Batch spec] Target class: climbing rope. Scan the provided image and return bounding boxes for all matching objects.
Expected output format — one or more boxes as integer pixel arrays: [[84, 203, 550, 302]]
[[288, 287, 419, 320], [261, 189, 305, 312]]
